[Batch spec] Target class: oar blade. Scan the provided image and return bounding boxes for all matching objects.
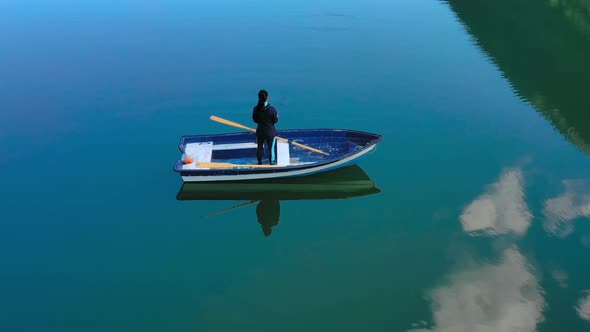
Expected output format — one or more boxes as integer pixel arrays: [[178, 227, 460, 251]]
[[210, 116, 255, 132], [201, 200, 260, 219]]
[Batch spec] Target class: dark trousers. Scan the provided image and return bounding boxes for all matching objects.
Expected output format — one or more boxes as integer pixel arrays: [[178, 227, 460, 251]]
[[256, 135, 277, 165]]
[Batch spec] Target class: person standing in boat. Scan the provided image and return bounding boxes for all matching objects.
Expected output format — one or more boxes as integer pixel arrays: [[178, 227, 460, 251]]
[[252, 89, 279, 165]]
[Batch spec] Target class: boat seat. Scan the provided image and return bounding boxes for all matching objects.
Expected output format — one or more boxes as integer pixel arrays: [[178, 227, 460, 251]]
[[182, 142, 213, 170], [276, 140, 290, 166], [213, 142, 257, 150]]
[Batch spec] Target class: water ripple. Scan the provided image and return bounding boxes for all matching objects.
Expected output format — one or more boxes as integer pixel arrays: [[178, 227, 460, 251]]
[[543, 179, 590, 238]]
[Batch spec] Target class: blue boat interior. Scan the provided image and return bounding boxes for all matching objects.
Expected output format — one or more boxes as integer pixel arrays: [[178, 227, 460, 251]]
[[174, 129, 382, 172]]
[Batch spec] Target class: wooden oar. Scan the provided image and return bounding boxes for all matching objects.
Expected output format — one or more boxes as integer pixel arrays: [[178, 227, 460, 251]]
[[210, 115, 329, 156], [197, 161, 282, 169], [201, 200, 259, 219]]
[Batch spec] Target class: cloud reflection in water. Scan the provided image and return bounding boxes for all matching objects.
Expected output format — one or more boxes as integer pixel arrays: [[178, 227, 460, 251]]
[[410, 249, 545, 332], [460, 168, 532, 236], [411, 166, 548, 331], [577, 291, 590, 321]]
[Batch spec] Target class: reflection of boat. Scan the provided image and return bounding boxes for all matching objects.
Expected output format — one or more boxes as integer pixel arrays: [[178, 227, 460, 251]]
[[178, 165, 380, 237], [176, 165, 380, 201], [173, 129, 383, 182]]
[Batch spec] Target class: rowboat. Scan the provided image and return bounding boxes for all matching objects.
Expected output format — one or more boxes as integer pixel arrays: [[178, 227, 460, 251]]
[[176, 165, 381, 200], [173, 117, 383, 182]]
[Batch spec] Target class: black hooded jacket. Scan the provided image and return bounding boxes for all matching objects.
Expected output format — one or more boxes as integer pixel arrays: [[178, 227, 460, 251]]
[[252, 104, 278, 137]]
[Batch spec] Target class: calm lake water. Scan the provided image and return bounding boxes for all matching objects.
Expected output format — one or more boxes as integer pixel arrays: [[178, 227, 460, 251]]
[[1, 0, 590, 331]]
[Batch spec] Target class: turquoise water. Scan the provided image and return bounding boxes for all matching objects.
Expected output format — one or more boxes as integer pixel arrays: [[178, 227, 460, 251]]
[[1, 0, 590, 331]]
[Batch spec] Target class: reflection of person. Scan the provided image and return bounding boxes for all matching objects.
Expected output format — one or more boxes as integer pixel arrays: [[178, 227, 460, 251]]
[[256, 200, 281, 237], [252, 89, 279, 165]]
